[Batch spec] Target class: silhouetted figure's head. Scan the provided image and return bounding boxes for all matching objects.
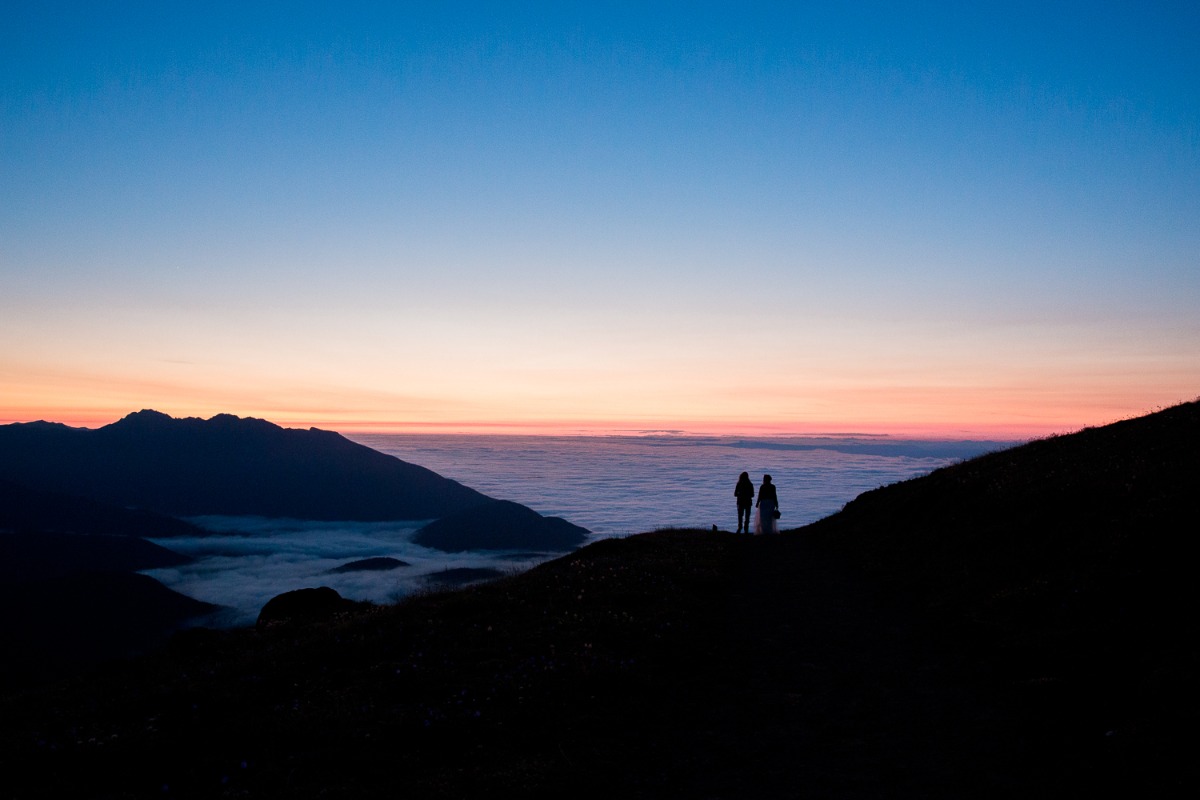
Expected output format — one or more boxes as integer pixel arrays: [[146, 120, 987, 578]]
[[739, 471, 750, 481], [763, 474, 772, 484]]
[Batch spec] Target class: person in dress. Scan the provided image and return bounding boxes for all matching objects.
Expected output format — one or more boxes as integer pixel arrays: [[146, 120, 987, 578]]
[[734, 471, 755, 533], [755, 474, 779, 534]]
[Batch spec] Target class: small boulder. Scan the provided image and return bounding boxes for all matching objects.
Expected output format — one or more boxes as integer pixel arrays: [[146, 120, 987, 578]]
[[256, 586, 366, 629]]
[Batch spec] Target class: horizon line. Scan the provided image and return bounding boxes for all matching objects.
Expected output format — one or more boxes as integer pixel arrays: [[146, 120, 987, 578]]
[[1, 409, 1097, 441]]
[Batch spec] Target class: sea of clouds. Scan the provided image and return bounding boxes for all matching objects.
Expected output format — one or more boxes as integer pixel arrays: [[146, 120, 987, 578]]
[[145, 434, 1017, 627], [146, 516, 553, 627]]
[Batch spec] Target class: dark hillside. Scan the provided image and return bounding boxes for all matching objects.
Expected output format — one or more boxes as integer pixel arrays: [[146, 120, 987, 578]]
[[805, 399, 1199, 647], [0, 531, 192, 584], [0, 479, 205, 538], [0, 571, 219, 682], [805, 399, 1200, 793], [0, 402, 1196, 797], [807, 400, 1199, 603], [0, 532, 745, 798]]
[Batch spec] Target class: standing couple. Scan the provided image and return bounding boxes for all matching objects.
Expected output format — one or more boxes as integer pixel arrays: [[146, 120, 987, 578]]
[[734, 472, 780, 534]]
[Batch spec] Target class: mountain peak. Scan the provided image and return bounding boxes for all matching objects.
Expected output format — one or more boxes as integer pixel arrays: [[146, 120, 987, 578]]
[[0, 420, 78, 432], [109, 409, 179, 430], [106, 410, 283, 435]]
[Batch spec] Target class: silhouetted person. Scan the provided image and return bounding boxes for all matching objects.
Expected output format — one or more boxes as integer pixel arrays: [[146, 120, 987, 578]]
[[734, 471, 755, 533], [755, 474, 779, 534]]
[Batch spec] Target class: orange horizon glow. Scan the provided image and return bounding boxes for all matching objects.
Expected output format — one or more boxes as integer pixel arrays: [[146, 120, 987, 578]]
[[4, 396, 1194, 441]]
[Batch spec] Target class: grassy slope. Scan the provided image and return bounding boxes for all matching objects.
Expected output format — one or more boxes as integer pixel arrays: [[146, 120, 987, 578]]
[[803, 399, 1200, 796], [1, 402, 1197, 797]]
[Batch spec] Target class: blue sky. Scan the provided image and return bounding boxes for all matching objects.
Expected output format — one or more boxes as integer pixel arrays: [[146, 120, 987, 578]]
[[2, 2, 1198, 434]]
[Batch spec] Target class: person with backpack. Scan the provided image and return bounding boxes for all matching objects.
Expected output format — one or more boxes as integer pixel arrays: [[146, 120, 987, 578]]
[[734, 471, 755, 532]]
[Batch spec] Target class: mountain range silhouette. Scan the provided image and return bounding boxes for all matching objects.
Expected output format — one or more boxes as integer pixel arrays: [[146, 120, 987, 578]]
[[0, 410, 590, 680], [0, 409, 490, 520]]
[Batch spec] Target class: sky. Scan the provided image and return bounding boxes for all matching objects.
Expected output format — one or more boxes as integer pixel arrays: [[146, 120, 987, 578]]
[[2, 1, 1198, 437]]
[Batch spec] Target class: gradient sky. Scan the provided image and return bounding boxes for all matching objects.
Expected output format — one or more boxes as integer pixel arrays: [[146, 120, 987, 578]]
[[3, 2, 1198, 436]]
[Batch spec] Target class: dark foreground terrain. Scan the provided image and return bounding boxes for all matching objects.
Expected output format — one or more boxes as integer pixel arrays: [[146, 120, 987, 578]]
[[2, 401, 1197, 798]]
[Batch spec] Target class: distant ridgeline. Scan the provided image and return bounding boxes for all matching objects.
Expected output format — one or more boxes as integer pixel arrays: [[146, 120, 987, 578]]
[[0, 409, 588, 545], [0, 409, 489, 520], [0, 410, 589, 680]]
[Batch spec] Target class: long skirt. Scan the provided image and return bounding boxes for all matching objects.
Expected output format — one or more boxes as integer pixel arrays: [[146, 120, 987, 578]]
[[754, 501, 777, 534]]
